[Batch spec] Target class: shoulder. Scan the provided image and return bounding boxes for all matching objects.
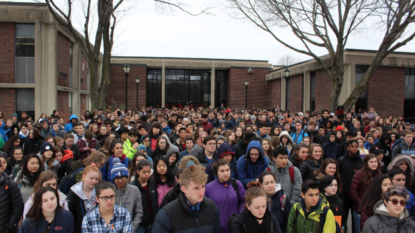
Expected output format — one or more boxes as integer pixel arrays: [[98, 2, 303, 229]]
[[57, 209, 74, 220]]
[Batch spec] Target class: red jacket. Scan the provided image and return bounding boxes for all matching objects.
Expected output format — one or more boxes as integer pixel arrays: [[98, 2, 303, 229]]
[[202, 121, 213, 133], [349, 169, 381, 213]]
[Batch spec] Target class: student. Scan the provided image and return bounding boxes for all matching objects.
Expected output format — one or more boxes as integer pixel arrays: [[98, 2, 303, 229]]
[[70, 151, 106, 184], [313, 158, 342, 191], [364, 134, 376, 150], [123, 128, 140, 160], [267, 146, 302, 204], [206, 143, 236, 183], [62, 133, 81, 161], [289, 143, 309, 168], [160, 168, 186, 208], [237, 140, 270, 188], [259, 170, 291, 233], [8, 146, 24, 178], [76, 130, 98, 160], [64, 114, 78, 132], [153, 156, 175, 206], [205, 159, 246, 233], [320, 175, 345, 231], [81, 181, 134, 232], [40, 142, 59, 173], [150, 136, 170, 159], [19, 186, 74, 233], [179, 137, 194, 159], [387, 154, 415, 194], [23, 128, 43, 155], [100, 140, 130, 184], [290, 121, 309, 144], [130, 160, 159, 233], [110, 161, 143, 231], [388, 167, 415, 219], [152, 164, 221, 233], [67, 164, 101, 233], [23, 170, 69, 220], [48, 122, 66, 137], [287, 180, 336, 233], [362, 186, 415, 233], [0, 158, 24, 233], [392, 130, 415, 159], [299, 143, 324, 181], [194, 135, 218, 167], [322, 132, 339, 160], [15, 154, 44, 203], [359, 174, 392, 230]]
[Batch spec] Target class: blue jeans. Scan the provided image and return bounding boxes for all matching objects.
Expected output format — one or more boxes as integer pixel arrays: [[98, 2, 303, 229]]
[[353, 211, 361, 233], [137, 222, 153, 233]]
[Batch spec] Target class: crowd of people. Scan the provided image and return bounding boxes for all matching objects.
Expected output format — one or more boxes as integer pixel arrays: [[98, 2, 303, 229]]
[[0, 105, 415, 233]]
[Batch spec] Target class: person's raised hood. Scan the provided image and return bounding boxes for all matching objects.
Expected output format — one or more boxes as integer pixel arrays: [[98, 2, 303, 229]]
[[246, 140, 264, 162]]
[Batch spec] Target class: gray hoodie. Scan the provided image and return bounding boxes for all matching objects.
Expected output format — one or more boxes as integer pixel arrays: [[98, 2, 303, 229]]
[[362, 200, 415, 233], [70, 181, 97, 214], [267, 160, 302, 205], [114, 184, 143, 231]]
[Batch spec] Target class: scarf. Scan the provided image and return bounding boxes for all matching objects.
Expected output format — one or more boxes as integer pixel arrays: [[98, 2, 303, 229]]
[[246, 209, 272, 233], [183, 193, 201, 216], [61, 150, 74, 163]]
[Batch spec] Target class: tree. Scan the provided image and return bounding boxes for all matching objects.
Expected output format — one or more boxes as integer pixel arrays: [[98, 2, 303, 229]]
[[45, 0, 210, 110], [278, 55, 300, 66], [227, 0, 415, 112]]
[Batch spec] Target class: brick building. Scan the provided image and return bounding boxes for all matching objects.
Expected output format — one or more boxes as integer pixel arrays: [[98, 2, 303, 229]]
[[1, 3, 415, 123]]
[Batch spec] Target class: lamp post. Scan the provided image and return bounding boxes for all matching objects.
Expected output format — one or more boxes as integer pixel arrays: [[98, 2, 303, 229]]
[[284, 68, 290, 78], [123, 64, 130, 111], [135, 77, 140, 110], [245, 79, 249, 108]]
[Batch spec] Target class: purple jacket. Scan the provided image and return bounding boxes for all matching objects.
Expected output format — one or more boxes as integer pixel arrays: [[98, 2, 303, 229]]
[[205, 179, 246, 233]]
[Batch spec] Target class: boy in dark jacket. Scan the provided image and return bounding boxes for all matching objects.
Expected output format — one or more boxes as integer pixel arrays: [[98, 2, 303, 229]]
[[322, 132, 339, 160]]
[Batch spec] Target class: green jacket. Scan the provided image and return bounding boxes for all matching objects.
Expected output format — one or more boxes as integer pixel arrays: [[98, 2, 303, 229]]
[[287, 194, 336, 233], [124, 138, 138, 160]]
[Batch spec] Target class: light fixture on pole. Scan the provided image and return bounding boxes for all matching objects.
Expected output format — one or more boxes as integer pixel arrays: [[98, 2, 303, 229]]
[[284, 68, 290, 77], [245, 79, 249, 108], [123, 64, 130, 111], [135, 77, 140, 110]]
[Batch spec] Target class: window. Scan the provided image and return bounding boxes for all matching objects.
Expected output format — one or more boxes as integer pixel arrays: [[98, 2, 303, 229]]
[[146, 69, 162, 107], [310, 72, 316, 111], [16, 88, 35, 118], [286, 77, 290, 111], [15, 24, 35, 57], [355, 65, 369, 111], [405, 68, 415, 123], [215, 70, 226, 107]]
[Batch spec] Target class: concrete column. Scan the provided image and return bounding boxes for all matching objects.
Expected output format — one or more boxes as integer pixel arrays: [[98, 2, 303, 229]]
[[281, 74, 286, 110], [303, 71, 310, 111], [210, 63, 215, 108], [34, 21, 43, 117], [72, 43, 81, 116], [161, 60, 165, 108]]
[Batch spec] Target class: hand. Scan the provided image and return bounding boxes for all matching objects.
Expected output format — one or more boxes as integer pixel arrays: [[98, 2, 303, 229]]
[[90, 148, 96, 152], [255, 178, 259, 182], [83, 147, 90, 151], [133, 142, 139, 150]]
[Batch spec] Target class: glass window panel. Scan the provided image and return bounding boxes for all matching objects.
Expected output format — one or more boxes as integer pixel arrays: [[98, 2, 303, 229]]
[[405, 69, 415, 99], [310, 72, 316, 98], [16, 88, 35, 111], [16, 24, 35, 57], [166, 70, 176, 80]]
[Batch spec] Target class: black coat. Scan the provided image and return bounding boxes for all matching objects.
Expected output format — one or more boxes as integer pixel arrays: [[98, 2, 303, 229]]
[[325, 194, 347, 228], [130, 177, 159, 226], [338, 151, 363, 197], [66, 189, 88, 233], [299, 160, 321, 181], [62, 144, 81, 161], [0, 173, 24, 233], [269, 190, 291, 232], [232, 139, 248, 159], [230, 209, 282, 233], [19, 210, 74, 233], [23, 137, 43, 156], [160, 183, 181, 208]]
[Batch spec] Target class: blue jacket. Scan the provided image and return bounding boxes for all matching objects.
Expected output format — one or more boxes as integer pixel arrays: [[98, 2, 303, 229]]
[[236, 140, 269, 188], [19, 209, 74, 233], [227, 118, 239, 129], [290, 130, 309, 144], [406, 188, 415, 220], [100, 155, 130, 184], [64, 115, 78, 132], [162, 126, 172, 135], [0, 123, 9, 142], [364, 141, 375, 150]]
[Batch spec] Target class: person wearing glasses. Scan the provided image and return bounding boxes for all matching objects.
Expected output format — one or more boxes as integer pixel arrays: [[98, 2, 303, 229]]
[[362, 185, 415, 232], [112, 161, 143, 231], [388, 167, 415, 219], [81, 181, 134, 233], [195, 136, 218, 167]]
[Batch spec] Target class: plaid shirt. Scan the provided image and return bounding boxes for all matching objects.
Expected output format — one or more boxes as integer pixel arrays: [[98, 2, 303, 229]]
[[77, 138, 98, 160], [82, 205, 133, 233]]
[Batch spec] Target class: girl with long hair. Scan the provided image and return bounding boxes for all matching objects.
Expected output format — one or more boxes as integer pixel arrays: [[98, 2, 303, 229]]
[[235, 126, 245, 142], [225, 130, 237, 145], [153, 156, 175, 206], [288, 143, 309, 168], [261, 138, 273, 158], [71, 151, 106, 183], [313, 158, 342, 193], [8, 146, 24, 178], [148, 123, 162, 152], [23, 128, 43, 155], [14, 154, 44, 202], [2, 135, 21, 156], [100, 140, 130, 183], [151, 136, 170, 159], [278, 131, 295, 155], [319, 175, 345, 230], [128, 151, 153, 182], [299, 143, 323, 181]]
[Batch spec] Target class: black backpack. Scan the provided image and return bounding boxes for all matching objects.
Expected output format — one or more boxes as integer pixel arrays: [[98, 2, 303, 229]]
[[58, 168, 84, 194]]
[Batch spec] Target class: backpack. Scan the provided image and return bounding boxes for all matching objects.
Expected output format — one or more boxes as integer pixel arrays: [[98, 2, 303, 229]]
[[58, 168, 85, 194], [230, 178, 238, 198], [294, 205, 341, 233]]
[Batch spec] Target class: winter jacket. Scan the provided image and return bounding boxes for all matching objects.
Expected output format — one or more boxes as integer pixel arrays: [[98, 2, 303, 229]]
[[393, 140, 415, 160], [267, 160, 302, 205], [279, 131, 295, 155], [152, 193, 221, 233], [370, 132, 392, 159], [195, 147, 218, 167], [23, 137, 43, 156], [227, 118, 239, 129], [205, 179, 246, 233], [13, 170, 33, 203], [236, 140, 269, 188], [64, 115, 78, 132], [123, 138, 138, 160], [269, 189, 291, 232], [18, 210, 74, 233], [207, 143, 236, 182], [232, 139, 248, 159], [255, 131, 272, 141], [140, 135, 153, 158], [287, 194, 337, 233], [100, 155, 130, 184], [324, 194, 346, 229], [162, 125, 172, 135], [114, 184, 143, 231], [48, 124, 66, 138], [157, 182, 174, 207], [62, 143, 81, 161], [130, 177, 159, 226], [173, 138, 186, 152], [23, 191, 69, 220], [230, 209, 282, 233], [0, 123, 10, 142], [349, 169, 381, 212], [299, 160, 321, 181], [160, 183, 181, 208], [305, 128, 319, 145], [290, 130, 309, 145], [405, 188, 415, 219], [322, 132, 339, 160], [338, 150, 363, 197], [202, 121, 213, 133], [362, 200, 415, 233], [56, 150, 74, 180], [66, 182, 97, 233], [0, 173, 24, 233]]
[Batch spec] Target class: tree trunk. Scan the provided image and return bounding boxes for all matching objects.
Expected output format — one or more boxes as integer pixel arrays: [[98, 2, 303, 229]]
[[97, 20, 112, 110], [87, 56, 98, 110]]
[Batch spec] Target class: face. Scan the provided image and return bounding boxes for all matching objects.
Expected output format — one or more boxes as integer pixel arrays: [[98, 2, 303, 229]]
[[247, 196, 267, 219], [261, 174, 276, 196], [319, 128, 325, 135], [381, 178, 392, 194], [348, 142, 358, 155], [229, 132, 235, 141], [114, 176, 127, 190], [47, 138, 55, 146], [55, 151, 63, 162], [262, 140, 270, 151], [169, 154, 177, 165], [385, 195, 406, 218], [136, 156, 146, 164], [204, 140, 216, 153], [185, 140, 194, 150], [27, 158, 40, 173], [0, 158, 7, 172], [298, 148, 309, 161], [29, 130, 34, 139], [152, 127, 160, 135], [158, 139, 167, 150], [217, 164, 231, 183], [182, 181, 205, 205], [405, 134, 413, 145], [249, 148, 260, 163], [100, 127, 107, 135], [399, 162, 408, 172], [157, 160, 167, 175], [260, 127, 267, 136], [325, 163, 337, 176], [303, 138, 310, 146], [96, 188, 116, 211], [217, 139, 225, 149], [392, 173, 406, 187], [83, 171, 100, 189], [41, 191, 58, 213], [329, 135, 335, 142], [236, 128, 243, 136], [138, 166, 152, 181], [43, 178, 58, 190], [312, 146, 322, 161], [324, 179, 338, 196], [13, 139, 20, 147], [368, 157, 379, 171], [13, 149, 23, 161], [302, 188, 320, 208], [120, 132, 128, 141], [367, 137, 374, 144], [112, 143, 123, 158]]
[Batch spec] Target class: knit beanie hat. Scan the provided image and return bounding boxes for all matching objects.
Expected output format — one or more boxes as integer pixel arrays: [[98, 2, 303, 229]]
[[40, 142, 54, 155], [320, 175, 335, 190], [216, 135, 227, 143], [335, 126, 344, 132], [111, 157, 129, 181]]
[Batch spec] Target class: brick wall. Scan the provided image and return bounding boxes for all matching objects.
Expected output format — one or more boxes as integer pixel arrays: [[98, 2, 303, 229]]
[[80, 51, 88, 91], [57, 32, 71, 87], [107, 65, 147, 111], [268, 79, 281, 108], [0, 89, 16, 118], [57, 91, 70, 121], [315, 70, 331, 112], [0, 22, 15, 83], [367, 66, 405, 118], [227, 68, 270, 108], [287, 74, 303, 112]]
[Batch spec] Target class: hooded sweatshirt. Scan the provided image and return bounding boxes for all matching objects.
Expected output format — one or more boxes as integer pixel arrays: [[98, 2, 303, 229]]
[[114, 184, 143, 231], [236, 140, 269, 187], [64, 114, 78, 132], [323, 131, 340, 160], [67, 181, 97, 233], [206, 143, 236, 183], [39, 118, 51, 139], [0, 122, 10, 142]]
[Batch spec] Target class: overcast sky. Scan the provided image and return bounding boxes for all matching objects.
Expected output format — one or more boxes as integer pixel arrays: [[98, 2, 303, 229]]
[[7, 0, 415, 65]]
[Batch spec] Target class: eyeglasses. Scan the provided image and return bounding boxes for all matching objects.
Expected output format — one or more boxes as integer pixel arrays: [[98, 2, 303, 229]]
[[98, 195, 116, 202], [114, 176, 127, 181], [388, 199, 406, 207], [206, 143, 216, 146], [393, 178, 406, 182]]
